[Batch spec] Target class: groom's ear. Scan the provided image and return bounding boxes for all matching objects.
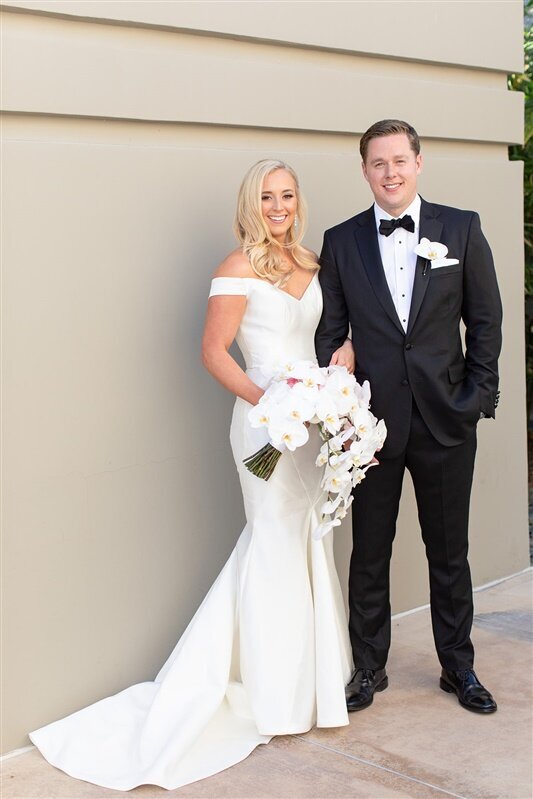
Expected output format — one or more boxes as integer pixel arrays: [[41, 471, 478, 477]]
[[361, 159, 369, 183], [415, 153, 423, 175]]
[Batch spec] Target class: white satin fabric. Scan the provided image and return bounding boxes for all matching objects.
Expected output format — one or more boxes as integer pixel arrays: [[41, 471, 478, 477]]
[[30, 275, 353, 791]]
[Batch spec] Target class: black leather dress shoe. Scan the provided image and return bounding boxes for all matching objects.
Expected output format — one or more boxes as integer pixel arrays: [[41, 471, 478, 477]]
[[440, 669, 497, 713], [345, 668, 388, 712]]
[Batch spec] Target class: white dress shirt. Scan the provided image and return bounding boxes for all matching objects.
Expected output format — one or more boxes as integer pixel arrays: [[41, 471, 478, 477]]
[[374, 194, 421, 333]]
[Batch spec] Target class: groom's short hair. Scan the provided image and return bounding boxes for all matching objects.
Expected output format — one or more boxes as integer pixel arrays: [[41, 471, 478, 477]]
[[359, 120, 420, 162]]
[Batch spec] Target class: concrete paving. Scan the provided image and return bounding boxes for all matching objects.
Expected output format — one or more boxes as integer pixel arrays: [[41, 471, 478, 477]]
[[2, 570, 532, 799]]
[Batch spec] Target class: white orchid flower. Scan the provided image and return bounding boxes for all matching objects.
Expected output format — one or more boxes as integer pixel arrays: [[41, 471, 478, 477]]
[[277, 393, 315, 425], [258, 381, 290, 410], [326, 452, 353, 474], [274, 361, 298, 380], [269, 420, 309, 451], [291, 361, 327, 386], [322, 468, 352, 494], [325, 368, 356, 390], [326, 364, 353, 379], [274, 360, 324, 386], [336, 390, 358, 417], [374, 419, 387, 449], [351, 468, 368, 487], [357, 420, 387, 457], [324, 369, 358, 415], [326, 448, 352, 469], [335, 494, 354, 520], [340, 424, 356, 442], [340, 479, 354, 498], [291, 380, 320, 404], [321, 494, 344, 516], [350, 407, 375, 438], [325, 478, 353, 503], [315, 450, 329, 467], [354, 379, 371, 410], [325, 426, 355, 454], [415, 237, 459, 268], [312, 517, 342, 541], [248, 403, 272, 428], [347, 438, 367, 467], [415, 237, 448, 260], [350, 428, 385, 466], [321, 412, 342, 436], [315, 392, 342, 435]]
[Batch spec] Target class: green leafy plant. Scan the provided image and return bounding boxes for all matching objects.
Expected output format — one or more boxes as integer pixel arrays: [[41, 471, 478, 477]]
[[509, 0, 533, 416]]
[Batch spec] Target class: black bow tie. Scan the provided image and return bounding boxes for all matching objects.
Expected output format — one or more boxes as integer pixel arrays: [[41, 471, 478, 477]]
[[379, 215, 415, 237]]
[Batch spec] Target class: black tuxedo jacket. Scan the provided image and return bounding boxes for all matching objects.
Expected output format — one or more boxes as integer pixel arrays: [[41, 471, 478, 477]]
[[315, 199, 503, 457]]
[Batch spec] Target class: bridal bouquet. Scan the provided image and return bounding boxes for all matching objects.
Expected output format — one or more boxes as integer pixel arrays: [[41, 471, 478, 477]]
[[246, 360, 387, 539]]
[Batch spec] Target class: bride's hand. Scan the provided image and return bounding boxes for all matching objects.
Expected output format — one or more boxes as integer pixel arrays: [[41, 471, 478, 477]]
[[329, 339, 355, 374]]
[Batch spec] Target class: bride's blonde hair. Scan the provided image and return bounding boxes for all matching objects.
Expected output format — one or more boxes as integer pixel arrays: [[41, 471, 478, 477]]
[[233, 159, 318, 283]]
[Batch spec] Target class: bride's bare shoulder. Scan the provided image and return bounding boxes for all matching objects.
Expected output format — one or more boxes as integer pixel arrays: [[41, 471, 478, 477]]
[[214, 250, 255, 278]]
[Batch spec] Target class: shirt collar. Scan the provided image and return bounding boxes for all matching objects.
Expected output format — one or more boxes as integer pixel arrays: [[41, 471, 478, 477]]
[[373, 194, 421, 230]]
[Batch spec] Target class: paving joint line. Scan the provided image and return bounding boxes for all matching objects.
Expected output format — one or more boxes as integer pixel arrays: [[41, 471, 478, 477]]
[[390, 567, 532, 622], [294, 736, 469, 799]]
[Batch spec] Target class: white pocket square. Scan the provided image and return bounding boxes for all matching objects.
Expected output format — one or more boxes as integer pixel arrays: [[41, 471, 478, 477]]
[[431, 258, 460, 269]]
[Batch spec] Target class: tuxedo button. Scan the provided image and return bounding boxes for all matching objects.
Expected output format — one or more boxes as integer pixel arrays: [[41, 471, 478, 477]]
[[405, 343, 413, 350], [401, 379, 409, 386]]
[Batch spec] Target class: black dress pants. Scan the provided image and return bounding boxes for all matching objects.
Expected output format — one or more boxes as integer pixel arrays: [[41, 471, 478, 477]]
[[349, 400, 477, 671]]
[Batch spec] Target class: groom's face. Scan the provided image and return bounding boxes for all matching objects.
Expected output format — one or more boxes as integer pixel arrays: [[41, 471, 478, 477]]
[[362, 133, 422, 217]]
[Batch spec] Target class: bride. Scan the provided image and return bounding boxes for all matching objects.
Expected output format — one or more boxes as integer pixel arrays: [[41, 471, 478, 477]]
[[30, 159, 355, 791]]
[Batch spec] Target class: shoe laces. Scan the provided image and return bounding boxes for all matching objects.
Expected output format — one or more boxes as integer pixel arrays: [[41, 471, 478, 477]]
[[455, 668, 476, 681], [358, 668, 376, 683]]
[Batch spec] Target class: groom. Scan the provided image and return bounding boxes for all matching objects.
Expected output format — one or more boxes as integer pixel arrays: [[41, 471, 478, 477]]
[[315, 119, 502, 714]]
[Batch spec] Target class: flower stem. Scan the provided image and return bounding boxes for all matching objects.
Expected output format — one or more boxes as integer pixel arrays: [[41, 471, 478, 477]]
[[243, 443, 283, 481]]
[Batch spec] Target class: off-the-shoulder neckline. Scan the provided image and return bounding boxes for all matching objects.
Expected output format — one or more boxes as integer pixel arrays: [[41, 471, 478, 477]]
[[212, 273, 318, 303]]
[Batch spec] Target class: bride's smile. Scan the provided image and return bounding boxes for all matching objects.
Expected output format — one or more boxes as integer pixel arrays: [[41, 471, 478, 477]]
[[261, 168, 298, 242]]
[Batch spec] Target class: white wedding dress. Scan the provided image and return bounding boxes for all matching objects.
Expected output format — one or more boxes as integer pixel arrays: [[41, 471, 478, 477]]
[[30, 274, 353, 791]]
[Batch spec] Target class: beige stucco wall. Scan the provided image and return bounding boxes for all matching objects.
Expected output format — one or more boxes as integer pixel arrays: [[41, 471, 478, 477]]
[[1, 1, 528, 752]]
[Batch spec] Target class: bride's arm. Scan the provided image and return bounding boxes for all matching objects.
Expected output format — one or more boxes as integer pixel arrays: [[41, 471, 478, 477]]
[[329, 338, 355, 373], [202, 294, 264, 406], [202, 251, 264, 406]]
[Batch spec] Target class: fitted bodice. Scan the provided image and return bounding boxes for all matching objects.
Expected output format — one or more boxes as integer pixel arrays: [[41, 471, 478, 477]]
[[209, 275, 322, 374]]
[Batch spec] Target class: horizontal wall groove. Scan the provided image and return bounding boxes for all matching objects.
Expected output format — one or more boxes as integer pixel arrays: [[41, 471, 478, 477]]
[[1, 0, 523, 73], [1, 10, 523, 146], [0, 4, 520, 75], [0, 109, 522, 150]]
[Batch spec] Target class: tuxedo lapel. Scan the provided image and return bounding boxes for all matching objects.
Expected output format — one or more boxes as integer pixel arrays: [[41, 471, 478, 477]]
[[354, 209, 405, 335], [406, 200, 443, 335]]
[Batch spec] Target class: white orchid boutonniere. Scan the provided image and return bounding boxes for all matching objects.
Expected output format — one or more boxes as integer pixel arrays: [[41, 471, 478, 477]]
[[415, 238, 459, 276]]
